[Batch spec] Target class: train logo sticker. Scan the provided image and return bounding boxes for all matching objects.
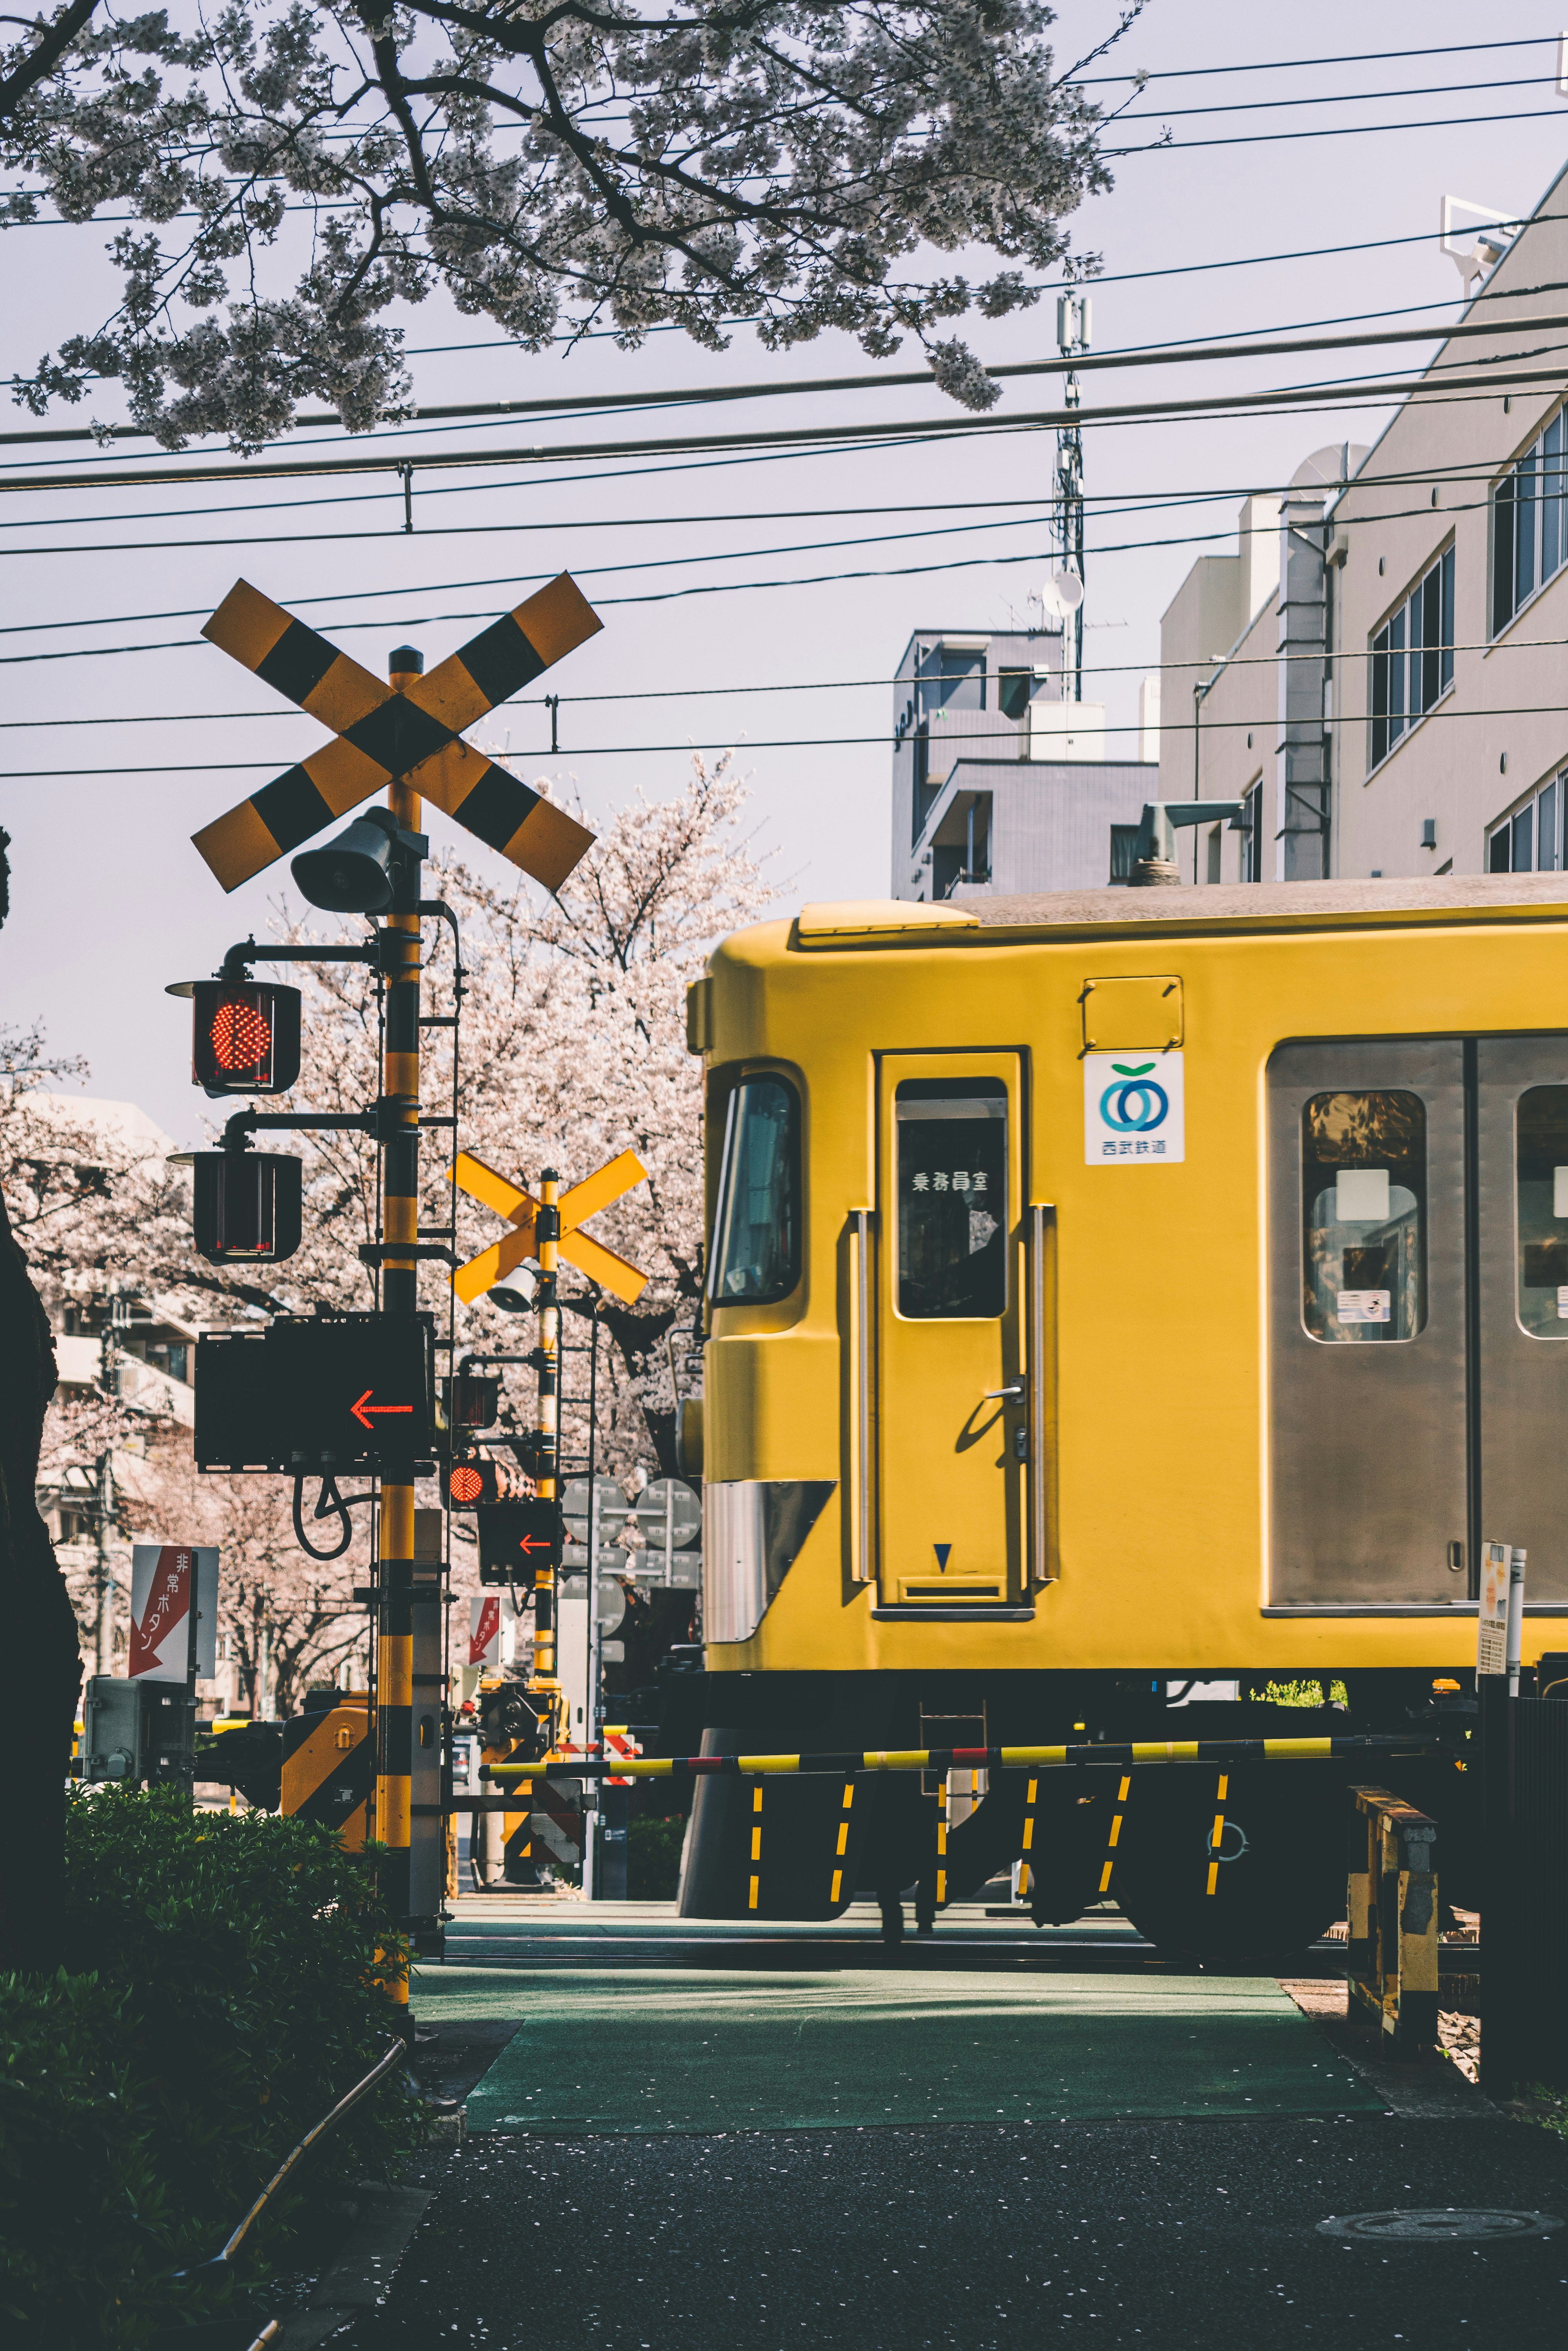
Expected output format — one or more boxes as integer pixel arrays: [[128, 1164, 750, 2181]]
[[1083, 1052, 1185, 1164]]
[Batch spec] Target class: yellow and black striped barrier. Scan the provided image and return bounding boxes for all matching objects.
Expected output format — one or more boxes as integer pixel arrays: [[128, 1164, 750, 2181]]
[[484, 1733, 1438, 1785], [281, 1698, 372, 1846]]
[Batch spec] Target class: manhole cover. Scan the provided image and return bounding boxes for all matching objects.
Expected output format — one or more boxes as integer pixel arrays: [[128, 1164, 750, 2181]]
[[1317, 2209, 1563, 2243]]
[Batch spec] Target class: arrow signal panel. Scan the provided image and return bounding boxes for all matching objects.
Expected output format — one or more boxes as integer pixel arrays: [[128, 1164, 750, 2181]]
[[477, 1499, 564, 1584], [195, 1314, 435, 1474]]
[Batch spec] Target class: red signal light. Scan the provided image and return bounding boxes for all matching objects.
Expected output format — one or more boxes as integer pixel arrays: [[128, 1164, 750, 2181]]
[[450, 1464, 484, 1504], [188, 980, 301, 1096], [210, 996, 274, 1072]]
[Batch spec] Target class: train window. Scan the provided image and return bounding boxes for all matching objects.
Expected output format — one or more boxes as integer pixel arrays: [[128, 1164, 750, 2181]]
[[1515, 1086, 1568, 1336], [1301, 1091, 1427, 1342], [708, 1075, 801, 1305], [895, 1079, 1007, 1318]]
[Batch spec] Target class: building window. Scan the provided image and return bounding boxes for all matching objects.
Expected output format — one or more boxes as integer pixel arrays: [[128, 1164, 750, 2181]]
[[1108, 824, 1139, 884], [1489, 771, 1563, 870], [920, 645, 986, 714], [1243, 778, 1263, 881], [998, 669, 1031, 720], [1370, 544, 1454, 770], [1493, 408, 1567, 635]]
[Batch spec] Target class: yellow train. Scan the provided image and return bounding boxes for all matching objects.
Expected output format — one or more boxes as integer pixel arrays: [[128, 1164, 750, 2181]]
[[675, 874, 1568, 1951]]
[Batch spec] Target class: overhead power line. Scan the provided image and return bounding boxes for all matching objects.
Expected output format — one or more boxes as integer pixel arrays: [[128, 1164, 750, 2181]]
[[16, 697, 1568, 778], [0, 356, 1562, 496], [1107, 102, 1568, 155], [1075, 36, 1559, 83], [5, 297, 1561, 454]]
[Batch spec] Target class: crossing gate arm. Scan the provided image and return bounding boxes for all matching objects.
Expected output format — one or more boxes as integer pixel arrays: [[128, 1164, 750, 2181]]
[[482, 1733, 1441, 1784]]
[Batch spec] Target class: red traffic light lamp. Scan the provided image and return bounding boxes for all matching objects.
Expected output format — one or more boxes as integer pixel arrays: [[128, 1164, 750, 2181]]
[[443, 1457, 500, 1510], [185, 1145, 303, 1264], [167, 977, 302, 1096]]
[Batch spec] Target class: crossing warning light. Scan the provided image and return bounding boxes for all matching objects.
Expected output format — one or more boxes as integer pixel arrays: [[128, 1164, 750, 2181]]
[[191, 1150, 303, 1264], [443, 1457, 500, 1510], [183, 980, 302, 1096]]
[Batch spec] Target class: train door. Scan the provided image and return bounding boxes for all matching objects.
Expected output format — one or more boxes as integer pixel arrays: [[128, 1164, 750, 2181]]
[[1268, 1040, 1468, 1603], [1477, 1037, 1568, 1604], [874, 1054, 1028, 1612]]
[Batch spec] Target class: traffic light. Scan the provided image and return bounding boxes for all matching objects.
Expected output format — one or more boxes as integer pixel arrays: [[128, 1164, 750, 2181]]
[[439, 1374, 500, 1432], [195, 1314, 435, 1474], [192, 1149, 303, 1264], [443, 1457, 499, 1510], [477, 1500, 563, 1584], [184, 979, 302, 1096]]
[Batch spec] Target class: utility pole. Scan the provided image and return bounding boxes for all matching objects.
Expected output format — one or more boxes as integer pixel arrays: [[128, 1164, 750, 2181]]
[[1054, 293, 1090, 704], [583, 1296, 602, 1896], [93, 1295, 123, 1673], [531, 1170, 561, 1710], [375, 643, 439, 2028]]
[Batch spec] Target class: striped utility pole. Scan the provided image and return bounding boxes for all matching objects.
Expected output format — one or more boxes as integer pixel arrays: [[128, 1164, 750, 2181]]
[[530, 1170, 561, 1714], [376, 642, 432, 2018]]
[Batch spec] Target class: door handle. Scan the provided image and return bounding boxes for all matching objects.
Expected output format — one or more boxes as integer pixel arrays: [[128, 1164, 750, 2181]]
[[984, 1382, 1026, 1401]]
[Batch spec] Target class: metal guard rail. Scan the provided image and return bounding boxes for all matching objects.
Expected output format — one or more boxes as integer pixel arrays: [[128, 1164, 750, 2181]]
[[176, 2037, 407, 2276], [483, 1733, 1440, 1784]]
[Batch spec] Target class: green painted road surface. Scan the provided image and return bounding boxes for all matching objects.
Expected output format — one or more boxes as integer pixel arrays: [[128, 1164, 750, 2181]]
[[414, 1965, 1381, 2131]]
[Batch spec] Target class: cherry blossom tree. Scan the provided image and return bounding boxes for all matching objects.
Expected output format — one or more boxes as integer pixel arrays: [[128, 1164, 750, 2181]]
[[0, 1, 1141, 449]]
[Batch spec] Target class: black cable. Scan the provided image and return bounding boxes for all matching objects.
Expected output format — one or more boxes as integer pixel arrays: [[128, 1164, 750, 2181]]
[[1115, 71, 1556, 121], [1073, 34, 1559, 83], [22, 696, 1568, 777], [1106, 103, 1568, 156], [292, 1473, 374, 1562]]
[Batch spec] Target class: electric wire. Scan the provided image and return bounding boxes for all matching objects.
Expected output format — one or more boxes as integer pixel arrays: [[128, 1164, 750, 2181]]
[[13, 697, 1568, 779], [7, 284, 1565, 458], [1105, 103, 1568, 156], [1073, 36, 1560, 83]]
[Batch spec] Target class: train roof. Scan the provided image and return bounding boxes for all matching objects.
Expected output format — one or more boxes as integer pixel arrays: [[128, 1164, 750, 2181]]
[[784, 873, 1568, 950]]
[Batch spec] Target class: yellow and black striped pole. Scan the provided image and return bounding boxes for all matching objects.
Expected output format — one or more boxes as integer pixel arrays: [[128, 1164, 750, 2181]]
[[375, 642, 428, 2018], [530, 1169, 561, 1712]]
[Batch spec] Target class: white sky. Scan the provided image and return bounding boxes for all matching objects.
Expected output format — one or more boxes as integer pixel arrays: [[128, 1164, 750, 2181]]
[[2, 0, 1567, 1142]]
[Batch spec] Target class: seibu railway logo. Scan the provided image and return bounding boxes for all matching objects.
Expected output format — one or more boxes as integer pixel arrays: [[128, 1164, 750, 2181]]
[[1083, 1050, 1185, 1164]]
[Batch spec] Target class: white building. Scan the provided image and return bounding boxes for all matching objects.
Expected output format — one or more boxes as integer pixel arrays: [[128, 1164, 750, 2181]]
[[1161, 158, 1568, 887], [891, 621, 1156, 899]]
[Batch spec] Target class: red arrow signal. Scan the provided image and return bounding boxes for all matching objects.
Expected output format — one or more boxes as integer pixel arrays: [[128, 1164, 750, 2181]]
[[516, 1534, 554, 1556], [351, 1389, 415, 1430]]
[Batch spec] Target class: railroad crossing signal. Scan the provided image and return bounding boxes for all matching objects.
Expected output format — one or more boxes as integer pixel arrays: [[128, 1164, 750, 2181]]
[[448, 1148, 650, 1304], [479, 1499, 564, 1583], [190, 573, 603, 893]]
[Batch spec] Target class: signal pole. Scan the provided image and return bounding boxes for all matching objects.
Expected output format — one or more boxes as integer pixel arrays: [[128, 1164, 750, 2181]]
[[377, 643, 427, 2014], [531, 1170, 561, 1713], [1054, 292, 1089, 703]]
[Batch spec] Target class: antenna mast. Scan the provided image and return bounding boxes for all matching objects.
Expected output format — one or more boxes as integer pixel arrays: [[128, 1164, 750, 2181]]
[[1054, 293, 1090, 703]]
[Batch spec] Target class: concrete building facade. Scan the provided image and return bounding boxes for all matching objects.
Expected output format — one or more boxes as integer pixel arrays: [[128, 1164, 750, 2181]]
[[1162, 156, 1568, 888], [891, 622, 1155, 899]]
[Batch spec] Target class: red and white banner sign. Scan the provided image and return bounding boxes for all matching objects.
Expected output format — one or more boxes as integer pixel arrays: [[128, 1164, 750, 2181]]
[[468, 1594, 502, 1669], [129, 1545, 219, 1682]]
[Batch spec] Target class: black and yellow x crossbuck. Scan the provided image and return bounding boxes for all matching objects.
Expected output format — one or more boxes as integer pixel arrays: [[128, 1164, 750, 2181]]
[[449, 1148, 650, 1304], [192, 573, 602, 892]]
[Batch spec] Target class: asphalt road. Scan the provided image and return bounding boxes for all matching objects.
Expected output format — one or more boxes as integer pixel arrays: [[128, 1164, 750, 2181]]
[[341, 2110, 1568, 2350]]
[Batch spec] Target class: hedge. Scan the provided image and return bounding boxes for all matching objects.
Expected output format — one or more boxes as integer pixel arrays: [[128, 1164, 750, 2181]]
[[2, 1789, 422, 2347]]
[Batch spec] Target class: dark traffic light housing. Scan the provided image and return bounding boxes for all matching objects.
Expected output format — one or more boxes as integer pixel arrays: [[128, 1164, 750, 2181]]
[[184, 979, 302, 1096], [195, 1313, 436, 1474], [477, 1500, 563, 1584], [443, 1457, 500, 1510], [191, 1149, 303, 1264]]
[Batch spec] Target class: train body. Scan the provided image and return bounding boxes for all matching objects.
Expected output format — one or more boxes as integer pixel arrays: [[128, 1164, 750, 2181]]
[[673, 875, 1568, 1950]]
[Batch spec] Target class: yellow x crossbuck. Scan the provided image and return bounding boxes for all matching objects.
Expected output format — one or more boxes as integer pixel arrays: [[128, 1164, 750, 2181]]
[[449, 1149, 649, 1304]]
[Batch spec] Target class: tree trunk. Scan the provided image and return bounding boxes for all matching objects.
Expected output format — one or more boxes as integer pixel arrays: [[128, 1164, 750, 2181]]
[[0, 1184, 82, 1973]]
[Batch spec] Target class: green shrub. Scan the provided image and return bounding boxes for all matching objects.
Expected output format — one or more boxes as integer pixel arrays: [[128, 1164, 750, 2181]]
[[626, 1812, 685, 1898], [0, 1970, 177, 2344], [0, 1789, 423, 2346]]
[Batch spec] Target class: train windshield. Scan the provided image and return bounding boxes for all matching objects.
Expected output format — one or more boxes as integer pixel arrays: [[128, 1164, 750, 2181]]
[[708, 1075, 800, 1305], [1301, 1090, 1427, 1342], [895, 1079, 1007, 1318], [1516, 1085, 1568, 1335]]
